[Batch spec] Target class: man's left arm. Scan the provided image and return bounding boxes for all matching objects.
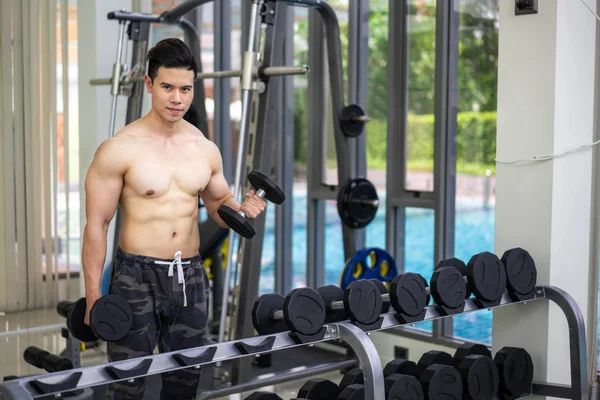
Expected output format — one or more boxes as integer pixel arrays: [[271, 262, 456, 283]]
[[201, 142, 266, 228]]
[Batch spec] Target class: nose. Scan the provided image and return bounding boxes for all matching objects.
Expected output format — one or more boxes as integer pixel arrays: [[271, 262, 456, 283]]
[[171, 91, 182, 105]]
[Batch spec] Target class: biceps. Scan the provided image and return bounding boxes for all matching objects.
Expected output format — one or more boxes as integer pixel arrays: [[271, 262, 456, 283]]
[[84, 166, 123, 227], [202, 172, 232, 207]]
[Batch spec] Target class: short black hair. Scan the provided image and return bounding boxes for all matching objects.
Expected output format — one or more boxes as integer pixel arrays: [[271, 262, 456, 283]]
[[146, 38, 197, 82]]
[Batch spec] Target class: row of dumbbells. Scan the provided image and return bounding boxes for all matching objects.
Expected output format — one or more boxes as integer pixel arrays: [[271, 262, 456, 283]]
[[242, 344, 533, 400], [252, 248, 538, 338]]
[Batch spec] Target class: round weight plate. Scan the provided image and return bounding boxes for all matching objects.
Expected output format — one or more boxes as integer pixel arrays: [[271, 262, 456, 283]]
[[339, 104, 366, 137], [343, 279, 382, 325], [494, 347, 534, 397], [89, 295, 133, 342], [417, 350, 455, 377], [252, 293, 287, 335], [458, 355, 499, 400], [420, 365, 463, 400], [247, 170, 286, 205], [383, 359, 418, 377], [467, 252, 507, 302], [283, 287, 326, 336], [298, 378, 340, 400], [430, 266, 467, 309], [217, 205, 255, 238], [436, 257, 470, 298], [454, 342, 492, 364], [66, 298, 99, 343], [501, 248, 537, 295], [369, 278, 390, 313], [337, 178, 379, 229], [340, 247, 397, 290], [386, 374, 424, 400], [389, 273, 427, 317], [339, 368, 363, 391], [317, 285, 347, 323]]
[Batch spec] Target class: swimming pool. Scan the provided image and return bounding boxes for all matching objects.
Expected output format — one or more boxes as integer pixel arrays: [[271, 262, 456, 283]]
[[257, 192, 496, 344]]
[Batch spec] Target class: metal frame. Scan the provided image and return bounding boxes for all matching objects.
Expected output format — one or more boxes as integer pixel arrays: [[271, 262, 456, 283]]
[[0, 286, 588, 400]]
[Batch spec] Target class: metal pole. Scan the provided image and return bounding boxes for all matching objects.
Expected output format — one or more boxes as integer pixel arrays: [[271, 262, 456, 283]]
[[215, 0, 263, 378], [109, 21, 126, 137]]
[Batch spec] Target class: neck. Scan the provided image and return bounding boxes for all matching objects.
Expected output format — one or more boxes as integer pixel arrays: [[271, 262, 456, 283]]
[[144, 108, 181, 137]]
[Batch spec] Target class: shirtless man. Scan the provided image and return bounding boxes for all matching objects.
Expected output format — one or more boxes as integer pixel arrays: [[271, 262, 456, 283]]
[[82, 38, 266, 399]]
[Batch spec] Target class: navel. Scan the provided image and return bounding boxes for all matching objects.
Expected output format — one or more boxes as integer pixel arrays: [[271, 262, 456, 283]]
[[172, 232, 177, 238], [146, 189, 155, 196]]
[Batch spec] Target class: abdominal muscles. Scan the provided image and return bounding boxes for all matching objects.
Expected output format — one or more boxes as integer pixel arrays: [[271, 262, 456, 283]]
[[118, 185, 201, 258]]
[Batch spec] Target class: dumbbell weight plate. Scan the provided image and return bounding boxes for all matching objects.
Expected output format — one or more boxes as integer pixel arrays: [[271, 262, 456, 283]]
[[436, 258, 470, 298], [454, 343, 492, 364], [317, 285, 347, 323], [337, 384, 364, 400], [501, 248, 537, 296], [248, 170, 286, 205], [245, 392, 283, 400], [458, 355, 499, 400], [252, 293, 288, 335], [389, 273, 428, 317], [494, 347, 534, 397], [218, 204, 255, 238], [369, 279, 391, 313], [430, 266, 467, 309], [344, 279, 382, 325], [420, 364, 463, 400], [417, 350, 455, 376], [383, 359, 418, 377], [339, 368, 363, 391], [89, 295, 133, 342], [66, 298, 99, 343], [297, 378, 340, 400], [467, 252, 507, 302], [386, 374, 424, 400], [283, 288, 326, 336]]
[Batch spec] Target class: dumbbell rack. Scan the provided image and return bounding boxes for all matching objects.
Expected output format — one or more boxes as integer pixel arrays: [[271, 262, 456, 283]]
[[0, 285, 588, 400]]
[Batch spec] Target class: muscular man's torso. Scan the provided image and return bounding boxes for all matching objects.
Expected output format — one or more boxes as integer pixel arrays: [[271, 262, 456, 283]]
[[115, 121, 212, 259]]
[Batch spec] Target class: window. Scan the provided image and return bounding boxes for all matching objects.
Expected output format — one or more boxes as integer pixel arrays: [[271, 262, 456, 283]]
[[451, 0, 499, 344]]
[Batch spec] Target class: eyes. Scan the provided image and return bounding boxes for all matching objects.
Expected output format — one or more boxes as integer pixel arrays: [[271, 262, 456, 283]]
[[161, 84, 192, 92]]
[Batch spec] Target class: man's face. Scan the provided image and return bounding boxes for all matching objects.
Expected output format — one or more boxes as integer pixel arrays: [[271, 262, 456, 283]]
[[145, 66, 195, 123]]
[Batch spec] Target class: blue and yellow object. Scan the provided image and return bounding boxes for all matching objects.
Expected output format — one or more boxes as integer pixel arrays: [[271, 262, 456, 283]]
[[340, 247, 397, 290]]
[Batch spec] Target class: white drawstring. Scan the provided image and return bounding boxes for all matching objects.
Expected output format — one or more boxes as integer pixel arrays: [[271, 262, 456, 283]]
[[154, 251, 191, 306]]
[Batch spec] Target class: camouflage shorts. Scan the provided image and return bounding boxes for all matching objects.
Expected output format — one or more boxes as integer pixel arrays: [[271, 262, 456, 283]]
[[106, 247, 209, 400]]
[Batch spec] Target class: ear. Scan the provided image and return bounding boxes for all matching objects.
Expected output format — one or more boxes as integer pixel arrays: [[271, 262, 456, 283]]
[[144, 75, 152, 93]]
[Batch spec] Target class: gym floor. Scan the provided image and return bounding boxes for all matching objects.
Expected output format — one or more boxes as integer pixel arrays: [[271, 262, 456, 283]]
[[0, 308, 347, 399]]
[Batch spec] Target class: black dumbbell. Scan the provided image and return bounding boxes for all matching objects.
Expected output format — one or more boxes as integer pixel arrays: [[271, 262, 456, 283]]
[[339, 366, 422, 400], [297, 378, 340, 400], [62, 295, 133, 343], [453, 343, 499, 400], [23, 346, 73, 372], [317, 279, 390, 325], [252, 287, 326, 337], [494, 347, 534, 399], [244, 392, 283, 400], [500, 248, 538, 301], [217, 170, 285, 239], [384, 354, 463, 400]]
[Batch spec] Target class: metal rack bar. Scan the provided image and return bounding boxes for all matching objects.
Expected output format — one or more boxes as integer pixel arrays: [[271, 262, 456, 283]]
[[0, 286, 588, 400]]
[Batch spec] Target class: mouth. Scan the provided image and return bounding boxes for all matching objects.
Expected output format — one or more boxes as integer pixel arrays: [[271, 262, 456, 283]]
[[167, 107, 183, 114]]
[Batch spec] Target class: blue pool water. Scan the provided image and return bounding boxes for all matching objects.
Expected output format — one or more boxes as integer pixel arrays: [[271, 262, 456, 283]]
[[257, 192, 496, 344]]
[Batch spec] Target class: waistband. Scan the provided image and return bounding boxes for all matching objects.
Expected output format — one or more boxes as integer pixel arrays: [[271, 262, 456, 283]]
[[115, 247, 202, 267]]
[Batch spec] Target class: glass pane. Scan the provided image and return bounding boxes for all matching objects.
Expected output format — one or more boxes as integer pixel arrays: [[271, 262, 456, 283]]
[[325, 200, 345, 286], [405, 0, 437, 192], [293, 6, 309, 289], [405, 0, 436, 191], [365, 0, 388, 249], [405, 207, 435, 332], [452, 0, 499, 345]]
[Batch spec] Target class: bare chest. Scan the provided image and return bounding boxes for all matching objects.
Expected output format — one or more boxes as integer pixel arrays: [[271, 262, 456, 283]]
[[124, 143, 211, 197]]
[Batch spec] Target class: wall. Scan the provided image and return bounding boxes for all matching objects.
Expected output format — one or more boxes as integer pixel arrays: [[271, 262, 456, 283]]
[[493, 0, 597, 387]]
